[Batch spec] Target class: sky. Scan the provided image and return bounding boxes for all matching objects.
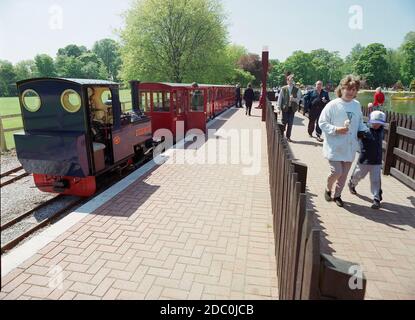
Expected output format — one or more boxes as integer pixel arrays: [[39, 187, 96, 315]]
[[0, 0, 414, 64]]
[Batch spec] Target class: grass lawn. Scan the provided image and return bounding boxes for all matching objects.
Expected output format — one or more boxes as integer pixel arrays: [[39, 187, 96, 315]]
[[0, 90, 132, 150]]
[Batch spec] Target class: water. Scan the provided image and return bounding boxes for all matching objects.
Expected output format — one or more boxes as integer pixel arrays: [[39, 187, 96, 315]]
[[328, 91, 415, 116]]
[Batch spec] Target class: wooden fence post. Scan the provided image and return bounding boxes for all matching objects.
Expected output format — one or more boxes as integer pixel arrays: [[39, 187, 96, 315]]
[[292, 161, 308, 194], [0, 117, 7, 152], [384, 120, 397, 175]]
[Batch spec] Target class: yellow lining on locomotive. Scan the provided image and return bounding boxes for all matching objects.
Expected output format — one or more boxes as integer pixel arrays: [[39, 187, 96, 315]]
[[88, 87, 113, 125], [61, 89, 81, 113]]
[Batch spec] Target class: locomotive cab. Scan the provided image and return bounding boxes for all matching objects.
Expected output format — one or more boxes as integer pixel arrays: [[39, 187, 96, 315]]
[[14, 78, 152, 197]]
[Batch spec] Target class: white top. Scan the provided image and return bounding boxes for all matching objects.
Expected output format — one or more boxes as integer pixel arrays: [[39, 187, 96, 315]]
[[318, 98, 368, 162]]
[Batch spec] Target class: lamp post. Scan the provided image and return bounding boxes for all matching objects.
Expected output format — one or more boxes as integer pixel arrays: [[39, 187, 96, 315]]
[[260, 46, 269, 122]]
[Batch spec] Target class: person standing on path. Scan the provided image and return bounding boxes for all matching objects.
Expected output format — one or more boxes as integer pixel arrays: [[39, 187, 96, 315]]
[[275, 73, 302, 142], [235, 84, 242, 108], [243, 83, 255, 116], [373, 87, 385, 111], [318, 75, 368, 207], [303, 80, 330, 142]]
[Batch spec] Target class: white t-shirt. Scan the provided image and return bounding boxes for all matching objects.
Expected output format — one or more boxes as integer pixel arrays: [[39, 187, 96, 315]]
[[318, 98, 368, 162]]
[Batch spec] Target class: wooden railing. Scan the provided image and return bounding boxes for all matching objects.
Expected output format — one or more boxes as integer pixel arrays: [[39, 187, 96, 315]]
[[0, 102, 133, 152], [361, 109, 415, 191], [0, 113, 23, 152], [265, 100, 366, 300]]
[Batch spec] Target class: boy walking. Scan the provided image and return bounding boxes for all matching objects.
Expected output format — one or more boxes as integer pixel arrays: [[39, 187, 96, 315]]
[[348, 111, 386, 209]]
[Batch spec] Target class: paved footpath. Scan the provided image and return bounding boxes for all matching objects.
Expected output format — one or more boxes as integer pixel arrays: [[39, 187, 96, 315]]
[[1, 104, 279, 300], [288, 113, 415, 300]]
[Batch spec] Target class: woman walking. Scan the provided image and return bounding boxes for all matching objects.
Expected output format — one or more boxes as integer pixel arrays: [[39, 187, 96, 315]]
[[318, 75, 368, 207]]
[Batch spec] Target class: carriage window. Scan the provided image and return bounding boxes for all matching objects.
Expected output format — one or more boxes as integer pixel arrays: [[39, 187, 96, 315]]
[[190, 90, 204, 112], [172, 92, 177, 113], [140, 92, 150, 112], [22, 89, 41, 112], [153, 91, 170, 112], [61, 89, 81, 113]]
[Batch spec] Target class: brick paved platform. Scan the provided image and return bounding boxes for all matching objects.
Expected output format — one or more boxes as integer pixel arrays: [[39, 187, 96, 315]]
[[1, 104, 279, 300], [288, 113, 415, 300]]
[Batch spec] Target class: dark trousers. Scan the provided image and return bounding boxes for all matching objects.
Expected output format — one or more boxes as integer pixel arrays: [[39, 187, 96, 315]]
[[308, 108, 322, 137], [235, 96, 242, 108], [282, 110, 295, 139], [245, 100, 253, 115]]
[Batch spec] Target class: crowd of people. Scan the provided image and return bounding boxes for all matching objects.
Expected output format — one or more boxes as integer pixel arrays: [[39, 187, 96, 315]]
[[261, 73, 385, 210]]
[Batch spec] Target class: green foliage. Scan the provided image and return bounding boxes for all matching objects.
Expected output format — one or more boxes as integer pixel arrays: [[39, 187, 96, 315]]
[[410, 79, 415, 92], [344, 43, 365, 75], [403, 31, 415, 44], [268, 59, 285, 87], [56, 52, 107, 79], [93, 39, 122, 81], [400, 40, 415, 86], [14, 60, 36, 81], [34, 54, 56, 77], [0, 60, 17, 97], [57, 44, 87, 58], [310, 49, 344, 85], [385, 49, 402, 86], [120, 0, 228, 83], [284, 51, 315, 85], [228, 68, 255, 87], [355, 43, 389, 87]]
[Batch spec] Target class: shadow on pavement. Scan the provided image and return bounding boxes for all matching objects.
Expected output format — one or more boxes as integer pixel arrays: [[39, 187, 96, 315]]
[[305, 189, 336, 256]]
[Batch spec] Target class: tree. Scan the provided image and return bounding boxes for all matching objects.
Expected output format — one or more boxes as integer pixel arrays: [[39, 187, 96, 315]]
[[268, 59, 285, 87], [344, 43, 365, 75], [403, 31, 415, 44], [0, 60, 17, 96], [385, 49, 402, 86], [55, 52, 107, 79], [14, 60, 36, 81], [93, 39, 122, 81], [310, 49, 344, 85], [228, 68, 255, 87], [34, 54, 56, 77], [57, 44, 87, 58], [283, 51, 316, 85], [400, 40, 415, 86], [355, 43, 388, 88], [237, 53, 262, 86], [120, 0, 228, 83], [55, 55, 84, 78]]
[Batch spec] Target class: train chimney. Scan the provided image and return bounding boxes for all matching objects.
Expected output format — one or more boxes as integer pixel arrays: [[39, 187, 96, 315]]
[[129, 80, 141, 114]]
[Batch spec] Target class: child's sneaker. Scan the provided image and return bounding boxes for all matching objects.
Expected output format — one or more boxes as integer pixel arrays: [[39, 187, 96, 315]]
[[371, 200, 381, 210], [348, 181, 357, 195]]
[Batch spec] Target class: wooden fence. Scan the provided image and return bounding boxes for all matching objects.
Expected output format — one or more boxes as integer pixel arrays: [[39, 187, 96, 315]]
[[265, 100, 366, 300], [0, 113, 22, 152], [0, 102, 132, 152], [361, 109, 415, 191]]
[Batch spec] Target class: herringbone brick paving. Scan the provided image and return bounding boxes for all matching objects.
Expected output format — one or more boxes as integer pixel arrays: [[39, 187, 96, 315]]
[[1, 105, 279, 300], [288, 113, 415, 300]]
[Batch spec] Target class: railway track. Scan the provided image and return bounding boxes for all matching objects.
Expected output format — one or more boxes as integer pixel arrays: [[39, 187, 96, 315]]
[[1, 156, 150, 255], [0, 166, 30, 188], [1, 195, 85, 254]]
